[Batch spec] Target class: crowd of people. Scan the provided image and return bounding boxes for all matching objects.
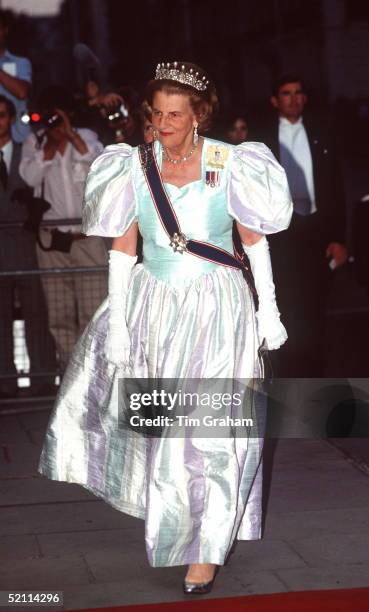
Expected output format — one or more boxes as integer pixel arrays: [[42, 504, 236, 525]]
[[0, 6, 355, 399]]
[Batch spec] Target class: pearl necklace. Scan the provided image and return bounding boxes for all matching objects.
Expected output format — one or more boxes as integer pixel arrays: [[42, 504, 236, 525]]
[[163, 143, 197, 164]]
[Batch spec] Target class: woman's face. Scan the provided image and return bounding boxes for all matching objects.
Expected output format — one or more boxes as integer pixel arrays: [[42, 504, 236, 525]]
[[228, 118, 248, 144], [151, 91, 197, 149]]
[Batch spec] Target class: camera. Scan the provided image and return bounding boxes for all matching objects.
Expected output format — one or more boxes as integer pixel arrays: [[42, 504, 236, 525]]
[[21, 111, 63, 129], [105, 102, 129, 125]]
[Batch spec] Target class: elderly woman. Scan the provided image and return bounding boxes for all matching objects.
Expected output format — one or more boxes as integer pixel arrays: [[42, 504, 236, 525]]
[[38, 62, 292, 594]]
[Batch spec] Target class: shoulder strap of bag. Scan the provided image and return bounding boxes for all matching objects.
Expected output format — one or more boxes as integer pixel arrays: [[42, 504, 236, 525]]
[[138, 142, 256, 296]]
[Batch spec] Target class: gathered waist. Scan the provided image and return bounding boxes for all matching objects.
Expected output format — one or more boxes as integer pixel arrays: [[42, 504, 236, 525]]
[[142, 251, 220, 285], [141, 233, 236, 282], [133, 261, 246, 295]]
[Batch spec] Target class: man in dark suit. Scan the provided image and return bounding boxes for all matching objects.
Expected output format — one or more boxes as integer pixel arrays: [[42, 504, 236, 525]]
[[256, 74, 347, 377], [0, 94, 56, 398]]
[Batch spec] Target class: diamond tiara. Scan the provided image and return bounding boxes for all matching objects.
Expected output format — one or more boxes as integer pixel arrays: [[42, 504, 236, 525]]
[[155, 62, 209, 92]]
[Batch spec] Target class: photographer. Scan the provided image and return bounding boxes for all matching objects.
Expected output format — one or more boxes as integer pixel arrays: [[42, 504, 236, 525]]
[[19, 86, 107, 371], [0, 95, 56, 398], [78, 80, 141, 146]]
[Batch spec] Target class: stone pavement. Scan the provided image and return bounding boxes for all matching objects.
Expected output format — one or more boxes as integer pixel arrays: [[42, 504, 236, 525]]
[[1, 408, 369, 611]]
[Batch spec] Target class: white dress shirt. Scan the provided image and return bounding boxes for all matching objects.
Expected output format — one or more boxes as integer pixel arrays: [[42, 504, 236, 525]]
[[0, 139, 13, 173], [19, 128, 103, 231], [278, 116, 316, 215]]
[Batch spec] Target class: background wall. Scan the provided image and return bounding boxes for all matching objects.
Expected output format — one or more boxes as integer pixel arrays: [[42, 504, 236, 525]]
[[1, 0, 369, 151]]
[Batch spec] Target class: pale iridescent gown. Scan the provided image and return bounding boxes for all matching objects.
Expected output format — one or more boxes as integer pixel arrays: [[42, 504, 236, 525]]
[[38, 137, 292, 567]]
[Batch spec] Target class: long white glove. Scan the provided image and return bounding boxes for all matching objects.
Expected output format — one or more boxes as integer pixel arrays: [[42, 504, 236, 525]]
[[242, 236, 287, 350], [107, 249, 137, 366]]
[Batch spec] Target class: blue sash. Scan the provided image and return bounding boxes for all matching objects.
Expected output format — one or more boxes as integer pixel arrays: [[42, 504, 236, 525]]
[[138, 142, 256, 299]]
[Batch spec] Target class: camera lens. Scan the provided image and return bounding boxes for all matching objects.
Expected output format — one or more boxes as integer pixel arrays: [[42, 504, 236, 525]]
[[45, 113, 63, 129]]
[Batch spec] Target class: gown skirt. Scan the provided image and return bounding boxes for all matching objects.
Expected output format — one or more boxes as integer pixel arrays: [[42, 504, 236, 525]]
[[39, 262, 266, 567]]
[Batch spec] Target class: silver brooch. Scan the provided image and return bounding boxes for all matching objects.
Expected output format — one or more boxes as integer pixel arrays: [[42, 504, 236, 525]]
[[169, 232, 188, 253]]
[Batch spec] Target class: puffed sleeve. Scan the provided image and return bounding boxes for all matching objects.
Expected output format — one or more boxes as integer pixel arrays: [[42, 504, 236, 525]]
[[227, 142, 293, 234], [82, 143, 137, 237]]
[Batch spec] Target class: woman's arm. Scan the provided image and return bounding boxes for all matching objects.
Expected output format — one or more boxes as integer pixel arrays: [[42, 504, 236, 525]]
[[19, 133, 53, 187], [238, 223, 287, 350], [236, 222, 263, 246], [108, 221, 138, 367], [0, 63, 30, 100], [111, 222, 138, 256]]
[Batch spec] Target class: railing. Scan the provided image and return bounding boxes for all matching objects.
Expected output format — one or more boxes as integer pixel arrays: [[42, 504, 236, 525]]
[[0, 219, 108, 411]]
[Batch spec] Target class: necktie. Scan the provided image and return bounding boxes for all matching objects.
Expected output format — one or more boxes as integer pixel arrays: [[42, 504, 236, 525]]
[[0, 150, 8, 190]]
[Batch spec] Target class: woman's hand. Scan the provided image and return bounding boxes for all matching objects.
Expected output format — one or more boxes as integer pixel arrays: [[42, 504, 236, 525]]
[[102, 92, 123, 108], [255, 309, 287, 350]]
